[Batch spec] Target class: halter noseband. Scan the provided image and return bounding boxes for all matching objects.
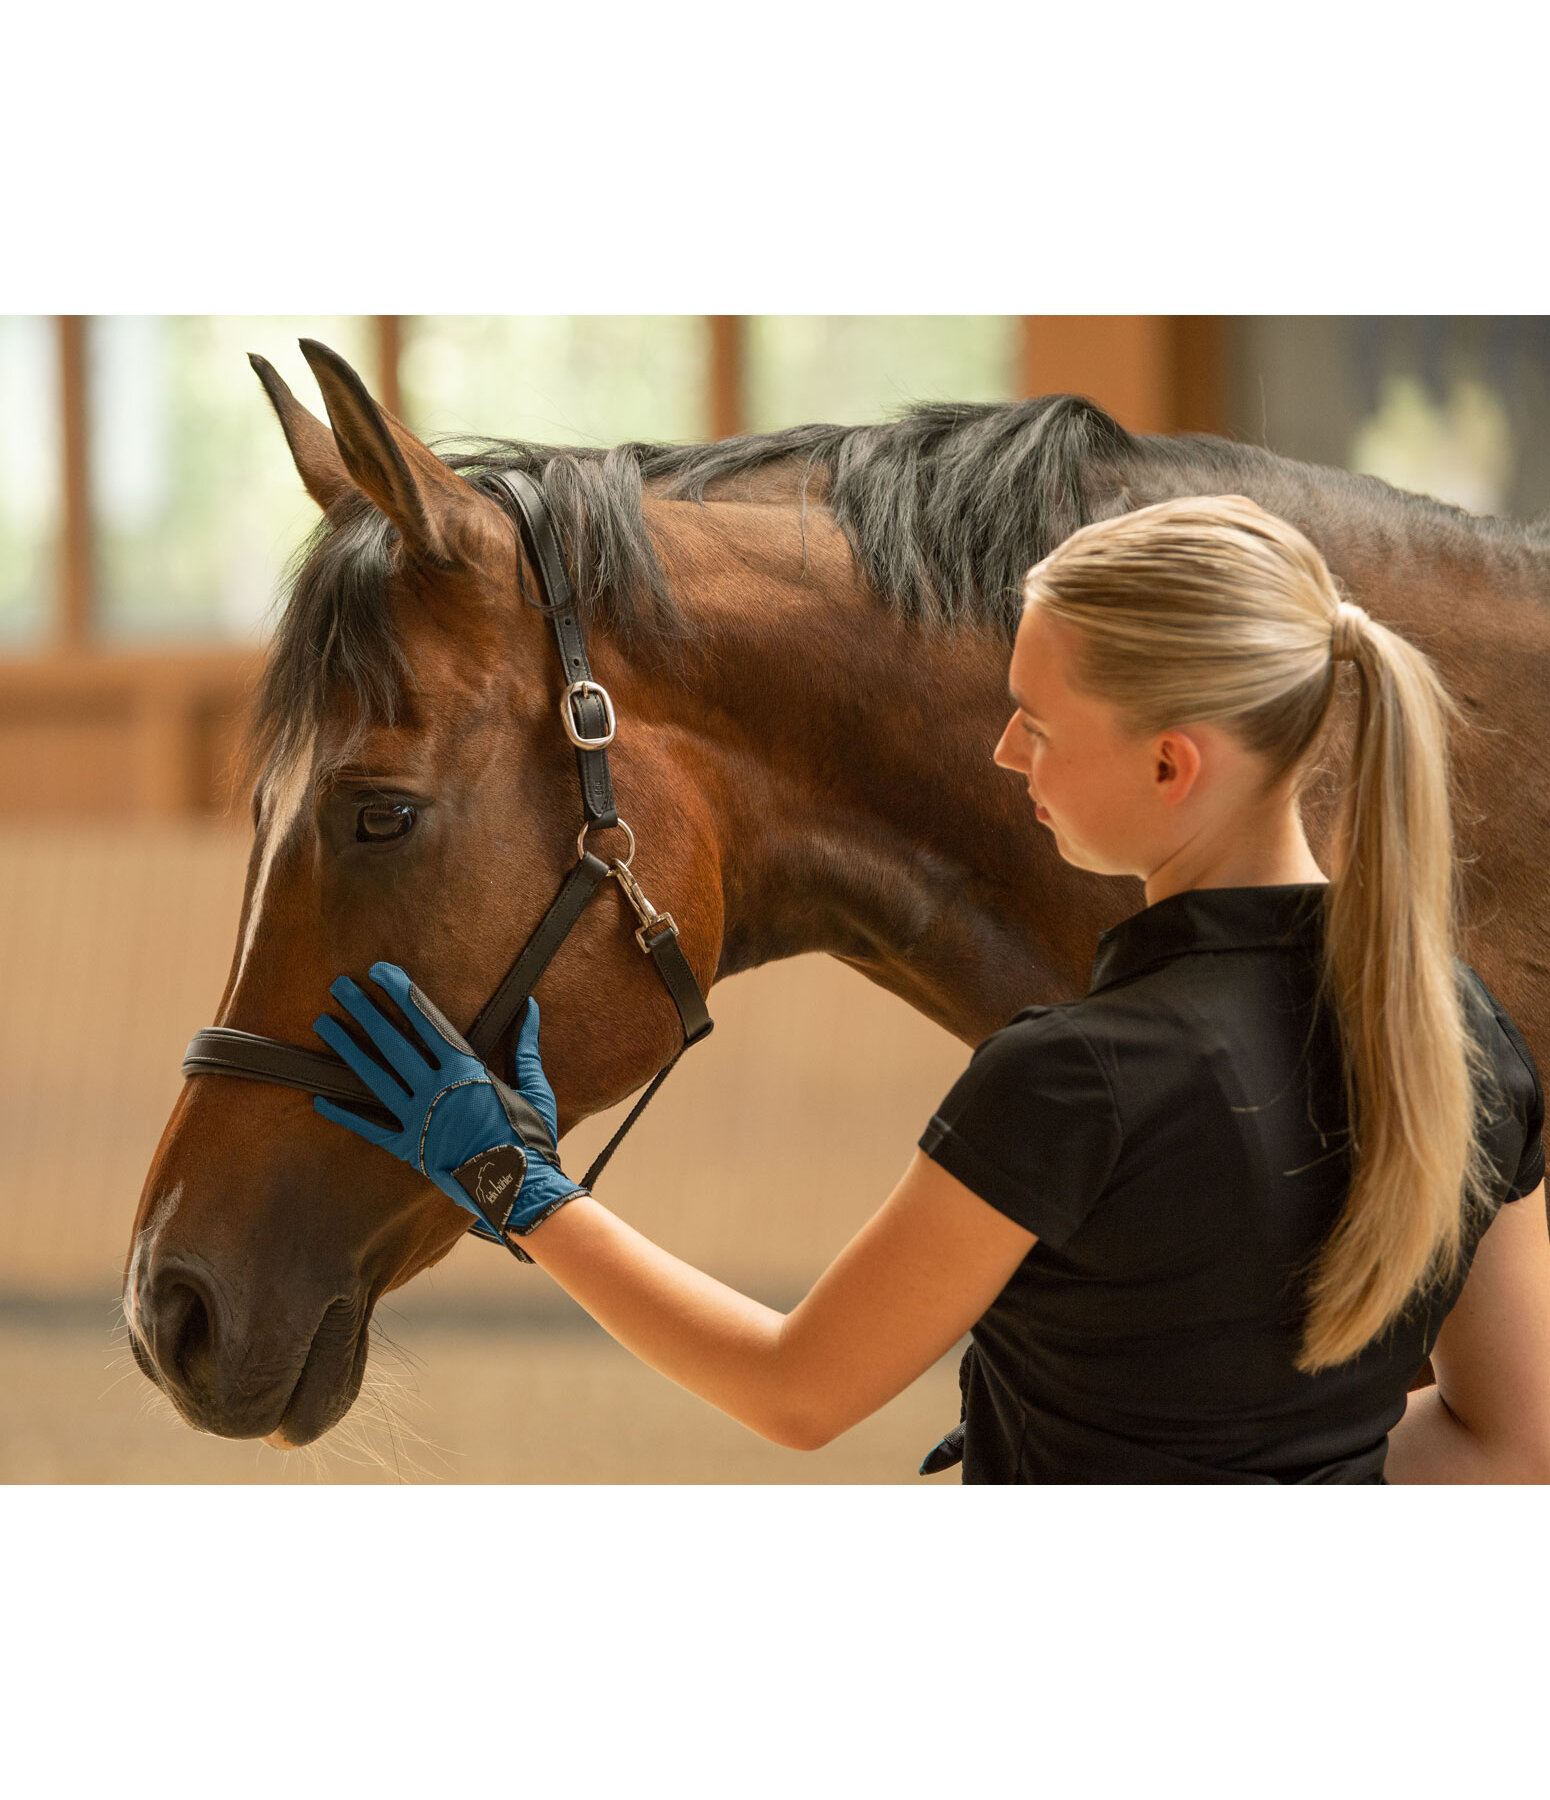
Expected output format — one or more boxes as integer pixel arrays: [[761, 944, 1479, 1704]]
[[180, 467, 713, 1216]]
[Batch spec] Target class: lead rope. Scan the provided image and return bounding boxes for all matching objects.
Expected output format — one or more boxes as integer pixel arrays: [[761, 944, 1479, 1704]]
[[579, 1051, 686, 1192]]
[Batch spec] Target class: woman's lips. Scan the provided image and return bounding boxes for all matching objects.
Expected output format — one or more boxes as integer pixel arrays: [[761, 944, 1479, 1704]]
[[1035, 803, 1050, 821]]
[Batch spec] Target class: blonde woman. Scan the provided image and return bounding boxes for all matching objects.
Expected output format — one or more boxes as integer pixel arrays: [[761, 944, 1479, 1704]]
[[314, 495, 1550, 1483]]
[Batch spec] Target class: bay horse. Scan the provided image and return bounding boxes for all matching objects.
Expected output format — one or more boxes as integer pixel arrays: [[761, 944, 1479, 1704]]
[[124, 338, 1550, 1449]]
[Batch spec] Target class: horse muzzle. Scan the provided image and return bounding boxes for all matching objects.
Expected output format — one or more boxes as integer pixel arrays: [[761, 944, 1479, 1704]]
[[126, 1245, 369, 1446]]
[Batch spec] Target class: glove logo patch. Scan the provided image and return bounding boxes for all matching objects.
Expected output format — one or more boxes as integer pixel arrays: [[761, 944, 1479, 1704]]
[[453, 1144, 529, 1236]]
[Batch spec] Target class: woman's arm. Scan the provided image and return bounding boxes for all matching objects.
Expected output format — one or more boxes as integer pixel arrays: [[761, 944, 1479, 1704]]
[[518, 1149, 1038, 1450], [1385, 1180, 1550, 1483], [308, 971, 1036, 1450]]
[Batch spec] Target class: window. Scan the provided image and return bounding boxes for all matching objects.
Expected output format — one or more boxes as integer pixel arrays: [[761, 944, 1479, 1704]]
[[400, 316, 709, 446], [1230, 317, 1550, 520], [89, 316, 374, 641], [0, 316, 61, 646], [747, 316, 1018, 431]]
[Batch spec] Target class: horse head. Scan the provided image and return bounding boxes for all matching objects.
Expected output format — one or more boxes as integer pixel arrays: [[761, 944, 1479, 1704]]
[[124, 341, 721, 1446]]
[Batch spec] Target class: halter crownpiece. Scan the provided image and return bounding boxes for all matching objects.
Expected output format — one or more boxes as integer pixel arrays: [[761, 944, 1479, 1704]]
[[1331, 600, 1368, 662]]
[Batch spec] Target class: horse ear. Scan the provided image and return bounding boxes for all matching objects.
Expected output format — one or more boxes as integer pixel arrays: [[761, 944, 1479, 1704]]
[[298, 338, 480, 566], [249, 353, 352, 511]]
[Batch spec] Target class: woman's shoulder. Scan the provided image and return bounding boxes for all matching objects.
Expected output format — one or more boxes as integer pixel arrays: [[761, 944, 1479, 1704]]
[[925, 1002, 1124, 1246], [974, 1000, 1110, 1069], [1457, 963, 1545, 1200], [955, 1002, 1125, 1130], [1458, 963, 1541, 1099]]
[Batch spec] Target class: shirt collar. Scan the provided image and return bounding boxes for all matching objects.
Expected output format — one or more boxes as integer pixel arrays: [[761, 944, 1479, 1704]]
[[1088, 882, 1330, 994]]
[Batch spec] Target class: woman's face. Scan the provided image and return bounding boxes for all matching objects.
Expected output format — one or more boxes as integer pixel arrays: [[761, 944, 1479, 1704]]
[[992, 603, 1200, 881]]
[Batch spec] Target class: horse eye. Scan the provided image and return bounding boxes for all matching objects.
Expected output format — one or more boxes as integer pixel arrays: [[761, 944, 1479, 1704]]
[[356, 802, 417, 843]]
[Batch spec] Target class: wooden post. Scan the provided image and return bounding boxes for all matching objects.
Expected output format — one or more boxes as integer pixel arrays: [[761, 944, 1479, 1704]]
[[1168, 316, 1226, 436], [707, 316, 745, 439], [374, 315, 404, 419], [1019, 316, 1226, 437], [58, 316, 93, 649], [132, 682, 198, 818]]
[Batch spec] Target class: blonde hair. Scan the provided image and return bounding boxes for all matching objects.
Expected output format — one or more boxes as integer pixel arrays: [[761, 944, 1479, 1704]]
[[1024, 494, 1495, 1373]]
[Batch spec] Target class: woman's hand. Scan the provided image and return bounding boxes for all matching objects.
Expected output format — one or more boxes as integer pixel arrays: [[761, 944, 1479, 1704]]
[[311, 961, 581, 1255]]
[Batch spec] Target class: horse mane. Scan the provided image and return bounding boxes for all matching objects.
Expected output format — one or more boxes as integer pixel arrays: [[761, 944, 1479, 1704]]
[[452, 394, 1135, 639], [249, 393, 1526, 786]]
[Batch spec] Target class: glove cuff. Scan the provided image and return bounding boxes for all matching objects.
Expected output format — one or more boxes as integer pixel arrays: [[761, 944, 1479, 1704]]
[[503, 1184, 587, 1241], [451, 1143, 529, 1240]]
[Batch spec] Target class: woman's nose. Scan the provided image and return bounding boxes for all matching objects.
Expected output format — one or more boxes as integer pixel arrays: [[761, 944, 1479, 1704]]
[[991, 714, 1023, 771]]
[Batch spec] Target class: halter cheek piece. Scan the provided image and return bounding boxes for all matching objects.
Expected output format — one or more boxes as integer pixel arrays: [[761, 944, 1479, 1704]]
[[180, 468, 714, 1233]]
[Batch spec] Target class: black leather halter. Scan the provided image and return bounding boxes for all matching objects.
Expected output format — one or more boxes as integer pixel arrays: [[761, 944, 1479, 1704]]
[[181, 467, 713, 1207]]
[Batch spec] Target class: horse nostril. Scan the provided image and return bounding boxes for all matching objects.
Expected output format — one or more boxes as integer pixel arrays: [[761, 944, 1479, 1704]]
[[148, 1267, 221, 1398]]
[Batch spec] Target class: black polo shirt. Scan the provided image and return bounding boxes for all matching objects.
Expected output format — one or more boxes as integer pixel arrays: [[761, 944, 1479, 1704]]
[[919, 883, 1545, 1484]]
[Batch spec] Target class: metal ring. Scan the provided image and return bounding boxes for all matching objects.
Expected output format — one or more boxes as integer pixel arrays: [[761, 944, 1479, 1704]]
[[577, 816, 636, 866], [561, 680, 617, 750]]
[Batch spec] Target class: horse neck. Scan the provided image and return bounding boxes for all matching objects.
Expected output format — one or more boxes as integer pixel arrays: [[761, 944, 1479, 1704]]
[[604, 499, 1129, 1046], [1120, 440, 1550, 612]]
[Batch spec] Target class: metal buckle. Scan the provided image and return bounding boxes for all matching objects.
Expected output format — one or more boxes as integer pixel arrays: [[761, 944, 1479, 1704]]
[[632, 912, 679, 954], [608, 849, 678, 952], [560, 680, 617, 750]]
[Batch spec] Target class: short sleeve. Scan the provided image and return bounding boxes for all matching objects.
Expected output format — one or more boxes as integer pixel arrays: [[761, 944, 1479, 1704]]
[[1464, 969, 1545, 1203], [918, 1007, 1123, 1247]]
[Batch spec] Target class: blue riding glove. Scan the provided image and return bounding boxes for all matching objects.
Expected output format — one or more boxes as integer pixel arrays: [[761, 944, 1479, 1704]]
[[311, 961, 582, 1260]]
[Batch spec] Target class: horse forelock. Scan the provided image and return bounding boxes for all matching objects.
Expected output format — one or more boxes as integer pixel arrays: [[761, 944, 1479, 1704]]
[[246, 498, 410, 797]]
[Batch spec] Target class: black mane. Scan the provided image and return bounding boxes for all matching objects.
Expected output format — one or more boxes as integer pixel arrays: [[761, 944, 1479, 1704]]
[[454, 394, 1135, 638], [249, 394, 1520, 785]]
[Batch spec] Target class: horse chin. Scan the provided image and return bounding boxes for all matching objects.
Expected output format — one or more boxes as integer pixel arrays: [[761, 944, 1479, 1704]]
[[262, 1296, 372, 1449]]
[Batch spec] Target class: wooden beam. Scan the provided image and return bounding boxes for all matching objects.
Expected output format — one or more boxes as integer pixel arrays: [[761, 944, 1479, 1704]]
[[58, 316, 93, 648], [374, 315, 404, 420], [1019, 316, 1228, 437], [1168, 316, 1227, 437], [707, 315, 745, 439]]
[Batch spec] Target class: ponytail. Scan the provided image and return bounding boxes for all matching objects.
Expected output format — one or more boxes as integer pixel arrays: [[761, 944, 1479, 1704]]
[[1297, 604, 1495, 1371]]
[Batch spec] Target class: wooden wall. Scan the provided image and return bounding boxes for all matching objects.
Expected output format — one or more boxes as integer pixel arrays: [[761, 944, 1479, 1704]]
[[0, 651, 259, 819]]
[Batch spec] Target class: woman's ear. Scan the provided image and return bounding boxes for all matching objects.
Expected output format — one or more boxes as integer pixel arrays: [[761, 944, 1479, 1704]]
[[1153, 729, 1204, 805]]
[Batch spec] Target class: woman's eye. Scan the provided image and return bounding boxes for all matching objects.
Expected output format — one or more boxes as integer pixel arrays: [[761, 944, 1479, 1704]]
[[355, 802, 417, 843]]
